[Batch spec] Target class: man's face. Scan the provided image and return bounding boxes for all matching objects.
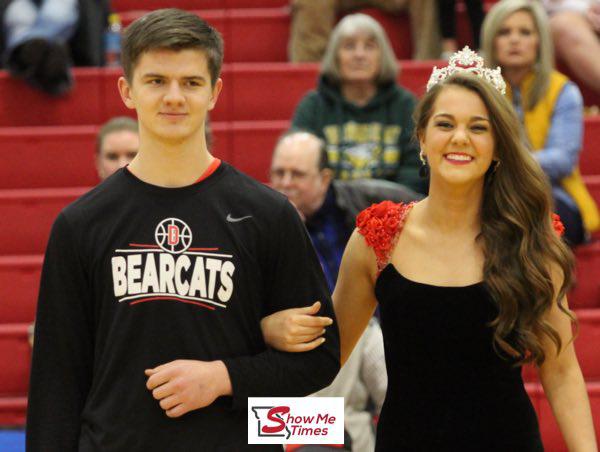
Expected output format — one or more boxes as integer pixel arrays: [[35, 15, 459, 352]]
[[270, 134, 332, 219], [96, 129, 140, 180], [118, 48, 222, 145]]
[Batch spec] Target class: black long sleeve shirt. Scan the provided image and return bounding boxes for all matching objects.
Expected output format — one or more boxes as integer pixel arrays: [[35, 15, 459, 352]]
[[26, 163, 340, 451]]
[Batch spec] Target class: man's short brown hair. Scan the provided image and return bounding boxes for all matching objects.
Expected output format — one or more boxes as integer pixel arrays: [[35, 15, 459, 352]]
[[121, 8, 224, 86]]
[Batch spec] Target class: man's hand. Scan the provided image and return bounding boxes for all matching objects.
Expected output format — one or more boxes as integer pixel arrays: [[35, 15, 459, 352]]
[[145, 360, 232, 418], [260, 301, 333, 352]]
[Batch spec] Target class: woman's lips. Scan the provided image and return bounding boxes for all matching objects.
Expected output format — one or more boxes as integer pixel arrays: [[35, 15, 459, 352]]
[[444, 153, 474, 165]]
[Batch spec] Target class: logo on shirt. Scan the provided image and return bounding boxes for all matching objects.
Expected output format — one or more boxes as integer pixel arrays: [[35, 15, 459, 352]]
[[155, 218, 193, 254], [110, 218, 235, 310]]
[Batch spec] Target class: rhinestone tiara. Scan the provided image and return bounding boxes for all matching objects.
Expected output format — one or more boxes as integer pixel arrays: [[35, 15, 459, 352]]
[[426, 46, 506, 95]]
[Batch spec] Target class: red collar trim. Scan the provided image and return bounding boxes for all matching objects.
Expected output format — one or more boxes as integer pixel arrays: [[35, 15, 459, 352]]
[[195, 158, 221, 183]]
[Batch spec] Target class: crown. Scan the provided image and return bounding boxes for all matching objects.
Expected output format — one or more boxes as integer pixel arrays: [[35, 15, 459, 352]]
[[426, 46, 506, 95]]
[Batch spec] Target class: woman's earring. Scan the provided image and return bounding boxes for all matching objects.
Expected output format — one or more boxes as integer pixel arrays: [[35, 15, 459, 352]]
[[491, 160, 501, 174], [419, 151, 429, 178]]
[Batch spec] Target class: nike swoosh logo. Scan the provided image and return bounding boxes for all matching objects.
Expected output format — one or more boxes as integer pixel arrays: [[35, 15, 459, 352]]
[[226, 214, 253, 223]]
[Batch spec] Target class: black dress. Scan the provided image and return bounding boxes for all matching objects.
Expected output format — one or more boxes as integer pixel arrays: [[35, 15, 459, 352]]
[[373, 264, 544, 452]]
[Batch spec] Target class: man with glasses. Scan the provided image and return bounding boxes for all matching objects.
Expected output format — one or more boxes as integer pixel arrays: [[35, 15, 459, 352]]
[[269, 130, 421, 291]]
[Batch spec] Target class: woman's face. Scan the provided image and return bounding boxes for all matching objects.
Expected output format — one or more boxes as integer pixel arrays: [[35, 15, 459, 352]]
[[420, 85, 496, 187], [494, 10, 540, 71], [337, 30, 382, 84]]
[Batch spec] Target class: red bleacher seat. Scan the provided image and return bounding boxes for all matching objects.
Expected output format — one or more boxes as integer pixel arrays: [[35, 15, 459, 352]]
[[581, 116, 600, 176], [584, 175, 600, 206], [0, 188, 87, 255], [0, 396, 27, 426], [571, 241, 600, 309], [0, 69, 103, 127], [0, 256, 42, 323], [0, 126, 100, 189], [575, 310, 600, 381], [221, 120, 289, 180], [0, 324, 30, 397]]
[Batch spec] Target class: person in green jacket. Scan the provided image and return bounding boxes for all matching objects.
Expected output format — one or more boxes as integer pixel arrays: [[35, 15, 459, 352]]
[[291, 13, 426, 194]]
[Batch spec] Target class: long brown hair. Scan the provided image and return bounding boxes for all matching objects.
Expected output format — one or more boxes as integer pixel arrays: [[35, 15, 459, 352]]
[[414, 73, 575, 366]]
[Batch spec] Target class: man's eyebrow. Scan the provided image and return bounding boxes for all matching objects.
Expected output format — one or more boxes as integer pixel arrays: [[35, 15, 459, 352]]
[[141, 73, 207, 81]]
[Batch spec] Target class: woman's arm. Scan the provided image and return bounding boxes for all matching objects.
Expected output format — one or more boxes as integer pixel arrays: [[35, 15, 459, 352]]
[[333, 229, 379, 365], [538, 268, 597, 451], [534, 82, 583, 183]]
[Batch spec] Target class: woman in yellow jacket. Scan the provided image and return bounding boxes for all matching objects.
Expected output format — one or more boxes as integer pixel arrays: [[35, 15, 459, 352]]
[[482, 0, 600, 245]]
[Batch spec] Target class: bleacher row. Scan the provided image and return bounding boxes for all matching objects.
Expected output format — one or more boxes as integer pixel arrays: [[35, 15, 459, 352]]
[[1, 1, 599, 450]]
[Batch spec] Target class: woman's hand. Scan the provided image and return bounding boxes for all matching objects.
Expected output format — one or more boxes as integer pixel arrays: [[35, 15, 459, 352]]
[[261, 301, 333, 352]]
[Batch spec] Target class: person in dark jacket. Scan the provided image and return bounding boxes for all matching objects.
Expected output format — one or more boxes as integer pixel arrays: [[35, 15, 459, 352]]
[[291, 13, 426, 194], [0, 0, 108, 95], [270, 130, 422, 291]]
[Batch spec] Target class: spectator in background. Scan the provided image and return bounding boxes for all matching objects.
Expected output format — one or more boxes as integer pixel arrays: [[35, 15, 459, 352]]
[[291, 14, 426, 194], [95, 116, 139, 180], [543, 0, 600, 97], [289, 0, 441, 62], [437, 0, 485, 58], [269, 130, 421, 291], [482, 0, 600, 244], [266, 130, 416, 451], [0, 0, 108, 95]]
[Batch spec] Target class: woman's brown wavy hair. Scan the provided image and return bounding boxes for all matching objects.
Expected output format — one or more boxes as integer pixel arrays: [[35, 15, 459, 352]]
[[414, 72, 576, 366]]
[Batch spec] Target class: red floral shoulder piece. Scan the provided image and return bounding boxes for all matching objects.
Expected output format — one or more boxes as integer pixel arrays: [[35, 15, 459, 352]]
[[356, 200, 415, 272], [552, 213, 565, 237]]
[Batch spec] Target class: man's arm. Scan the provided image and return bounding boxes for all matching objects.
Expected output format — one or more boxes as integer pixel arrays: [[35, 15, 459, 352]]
[[26, 213, 94, 451], [221, 201, 340, 410]]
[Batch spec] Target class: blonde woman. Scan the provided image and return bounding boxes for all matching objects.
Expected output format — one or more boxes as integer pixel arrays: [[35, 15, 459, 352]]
[[261, 50, 597, 450], [481, 0, 600, 245]]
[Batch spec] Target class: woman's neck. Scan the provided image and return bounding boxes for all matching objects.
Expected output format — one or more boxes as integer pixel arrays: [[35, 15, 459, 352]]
[[419, 179, 484, 235], [341, 81, 377, 106], [503, 66, 531, 88]]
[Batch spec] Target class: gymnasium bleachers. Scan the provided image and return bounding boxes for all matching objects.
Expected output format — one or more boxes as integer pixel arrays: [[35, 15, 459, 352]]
[[1, 1, 599, 450]]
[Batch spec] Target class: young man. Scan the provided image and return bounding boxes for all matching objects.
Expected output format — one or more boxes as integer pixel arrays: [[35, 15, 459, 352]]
[[26, 9, 339, 451]]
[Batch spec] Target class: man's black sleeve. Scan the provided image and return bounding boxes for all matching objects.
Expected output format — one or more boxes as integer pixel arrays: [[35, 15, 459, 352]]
[[222, 201, 340, 410], [26, 213, 94, 451]]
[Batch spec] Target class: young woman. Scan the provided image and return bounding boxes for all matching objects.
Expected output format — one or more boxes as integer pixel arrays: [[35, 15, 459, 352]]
[[481, 0, 600, 245], [262, 52, 597, 450]]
